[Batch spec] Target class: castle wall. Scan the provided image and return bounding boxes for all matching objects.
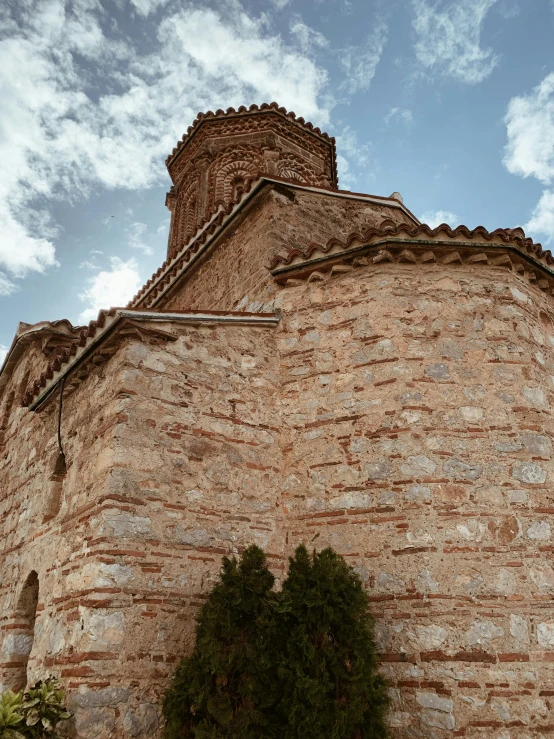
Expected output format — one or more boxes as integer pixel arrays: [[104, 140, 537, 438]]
[[160, 187, 413, 314], [276, 260, 554, 738], [1, 321, 280, 738]]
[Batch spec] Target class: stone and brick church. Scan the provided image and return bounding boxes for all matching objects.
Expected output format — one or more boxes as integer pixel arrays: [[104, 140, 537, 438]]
[[1, 102, 554, 737]]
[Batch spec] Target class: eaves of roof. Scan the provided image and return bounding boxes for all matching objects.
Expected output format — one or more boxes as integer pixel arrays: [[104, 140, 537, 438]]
[[24, 308, 280, 412], [0, 320, 84, 397], [269, 220, 552, 275], [129, 176, 420, 310]]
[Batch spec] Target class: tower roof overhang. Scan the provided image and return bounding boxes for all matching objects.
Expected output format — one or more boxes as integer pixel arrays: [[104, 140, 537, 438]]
[[165, 102, 339, 187]]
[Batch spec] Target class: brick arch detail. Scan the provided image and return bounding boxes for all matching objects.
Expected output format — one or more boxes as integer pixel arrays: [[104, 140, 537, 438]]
[[215, 161, 258, 205], [276, 152, 325, 186], [173, 173, 200, 258], [208, 145, 263, 212], [1, 570, 40, 690]]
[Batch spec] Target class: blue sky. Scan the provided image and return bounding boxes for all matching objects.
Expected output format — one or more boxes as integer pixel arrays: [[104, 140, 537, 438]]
[[1, 0, 554, 362]]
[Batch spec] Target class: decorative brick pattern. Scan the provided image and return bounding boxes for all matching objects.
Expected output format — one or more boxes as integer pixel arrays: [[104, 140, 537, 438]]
[[164, 106, 337, 261]]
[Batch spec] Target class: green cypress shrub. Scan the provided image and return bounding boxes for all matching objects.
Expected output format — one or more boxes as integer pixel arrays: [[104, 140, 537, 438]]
[[163, 545, 388, 739], [275, 545, 389, 739], [163, 545, 278, 739]]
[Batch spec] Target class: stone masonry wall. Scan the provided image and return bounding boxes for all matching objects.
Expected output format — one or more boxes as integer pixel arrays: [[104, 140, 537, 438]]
[[76, 321, 282, 739], [0, 321, 280, 738], [0, 339, 128, 700], [276, 261, 554, 738], [159, 187, 413, 314], [4, 184, 554, 739]]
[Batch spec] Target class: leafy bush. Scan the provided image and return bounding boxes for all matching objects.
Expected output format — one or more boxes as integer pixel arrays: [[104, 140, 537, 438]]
[[163, 545, 388, 739], [22, 679, 71, 738], [0, 680, 71, 739], [0, 690, 25, 739]]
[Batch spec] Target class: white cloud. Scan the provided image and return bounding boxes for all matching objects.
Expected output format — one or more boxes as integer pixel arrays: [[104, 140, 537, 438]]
[[503, 74, 554, 242], [290, 19, 328, 53], [0, 204, 58, 279], [496, 0, 520, 18], [129, 0, 170, 17], [420, 210, 459, 228], [154, 8, 328, 121], [336, 155, 353, 191], [0, 344, 8, 367], [127, 222, 153, 255], [525, 190, 554, 243], [78, 257, 142, 322], [334, 125, 372, 190], [385, 107, 413, 126], [335, 126, 372, 166], [412, 0, 499, 84], [340, 19, 388, 94], [0, 273, 17, 297], [271, 0, 292, 8], [0, 0, 329, 298], [503, 73, 554, 184]]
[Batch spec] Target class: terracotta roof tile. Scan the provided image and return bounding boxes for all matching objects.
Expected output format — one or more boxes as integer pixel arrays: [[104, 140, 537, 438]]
[[128, 175, 269, 308], [165, 102, 336, 175], [269, 220, 550, 270], [129, 178, 417, 310]]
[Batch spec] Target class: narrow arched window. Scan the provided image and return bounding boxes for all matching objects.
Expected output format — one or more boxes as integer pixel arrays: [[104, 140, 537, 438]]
[[12, 571, 39, 689], [231, 175, 246, 200]]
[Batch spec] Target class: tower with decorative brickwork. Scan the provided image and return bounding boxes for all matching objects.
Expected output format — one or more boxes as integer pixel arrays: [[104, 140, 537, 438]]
[[164, 104, 337, 261], [2, 103, 554, 738]]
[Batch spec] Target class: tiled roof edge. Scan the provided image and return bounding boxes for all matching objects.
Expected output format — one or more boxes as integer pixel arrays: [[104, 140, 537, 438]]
[[0, 320, 85, 399], [269, 221, 550, 270], [129, 178, 418, 310], [165, 102, 338, 186], [129, 175, 264, 307]]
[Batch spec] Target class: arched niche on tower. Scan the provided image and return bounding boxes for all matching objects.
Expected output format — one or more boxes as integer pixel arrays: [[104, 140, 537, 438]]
[[209, 145, 262, 213]]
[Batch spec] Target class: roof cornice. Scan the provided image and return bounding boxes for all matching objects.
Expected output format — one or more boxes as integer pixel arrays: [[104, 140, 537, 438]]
[[166, 103, 337, 183], [24, 309, 280, 412], [0, 320, 84, 398], [269, 220, 552, 274]]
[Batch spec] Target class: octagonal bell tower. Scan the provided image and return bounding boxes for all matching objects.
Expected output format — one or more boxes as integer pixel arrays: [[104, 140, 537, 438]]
[[164, 102, 338, 261]]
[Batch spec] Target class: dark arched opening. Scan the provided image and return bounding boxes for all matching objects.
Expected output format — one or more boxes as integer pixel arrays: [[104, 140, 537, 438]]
[[231, 174, 246, 200], [13, 571, 39, 689]]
